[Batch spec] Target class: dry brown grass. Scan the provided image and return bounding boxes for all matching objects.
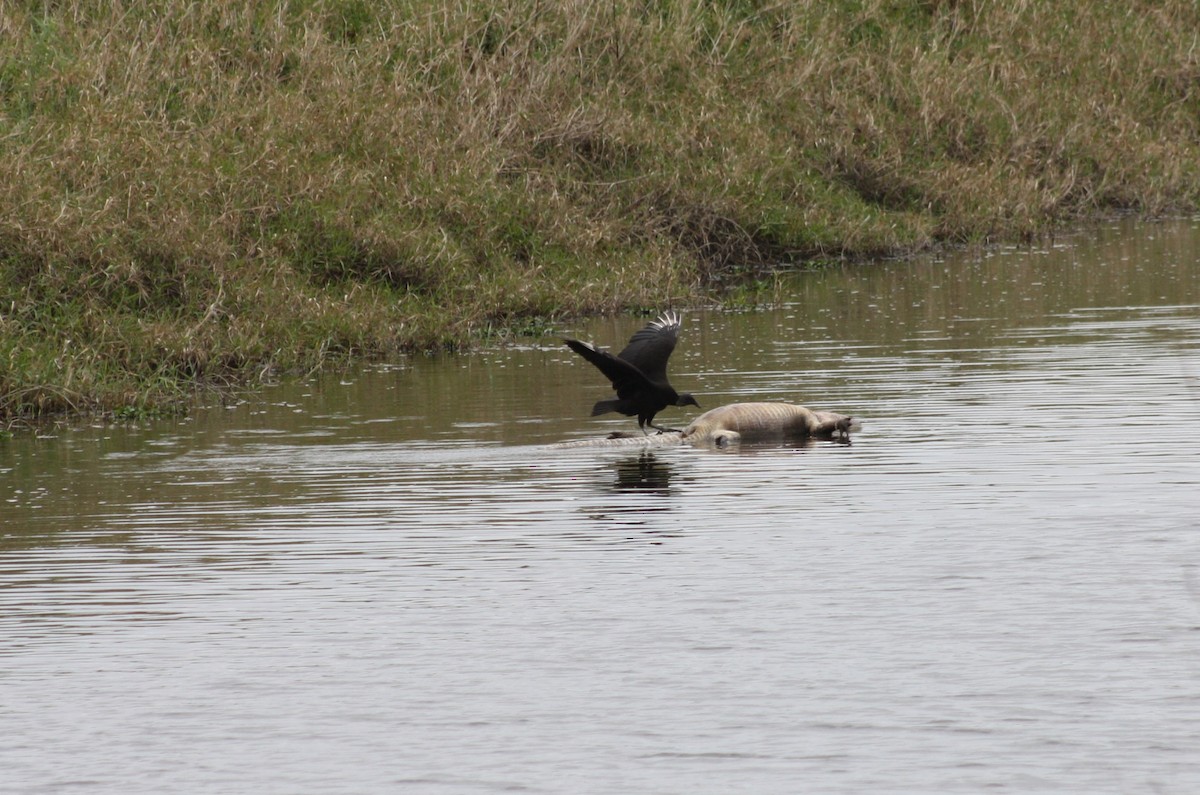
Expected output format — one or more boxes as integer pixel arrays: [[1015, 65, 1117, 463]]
[[2, 0, 1199, 423]]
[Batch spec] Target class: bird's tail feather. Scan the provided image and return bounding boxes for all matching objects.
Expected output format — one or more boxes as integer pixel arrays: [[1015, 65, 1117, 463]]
[[591, 400, 620, 417]]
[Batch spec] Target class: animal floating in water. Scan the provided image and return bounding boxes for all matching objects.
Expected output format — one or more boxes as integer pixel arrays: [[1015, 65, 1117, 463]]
[[549, 402, 856, 449], [680, 401, 853, 446], [564, 311, 700, 434]]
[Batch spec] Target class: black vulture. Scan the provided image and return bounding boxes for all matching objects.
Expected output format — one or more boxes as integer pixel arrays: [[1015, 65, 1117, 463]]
[[564, 311, 700, 434]]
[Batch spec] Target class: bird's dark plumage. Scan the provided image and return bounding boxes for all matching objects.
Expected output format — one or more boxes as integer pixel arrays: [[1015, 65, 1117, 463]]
[[563, 311, 700, 434]]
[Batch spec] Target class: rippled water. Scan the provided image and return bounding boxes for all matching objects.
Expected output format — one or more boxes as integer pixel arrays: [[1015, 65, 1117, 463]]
[[3, 220, 1200, 793]]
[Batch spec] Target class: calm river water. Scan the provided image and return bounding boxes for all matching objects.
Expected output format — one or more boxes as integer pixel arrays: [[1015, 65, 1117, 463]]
[[3, 219, 1200, 794]]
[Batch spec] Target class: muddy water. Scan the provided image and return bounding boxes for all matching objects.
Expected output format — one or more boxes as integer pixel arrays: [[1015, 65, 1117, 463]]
[[3, 219, 1200, 794]]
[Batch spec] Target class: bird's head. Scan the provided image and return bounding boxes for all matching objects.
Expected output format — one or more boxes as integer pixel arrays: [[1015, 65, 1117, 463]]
[[676, 392, 700, 409]]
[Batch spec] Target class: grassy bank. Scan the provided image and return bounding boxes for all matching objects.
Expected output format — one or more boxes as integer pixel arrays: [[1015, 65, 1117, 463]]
[[2, 1, 1199, 425]]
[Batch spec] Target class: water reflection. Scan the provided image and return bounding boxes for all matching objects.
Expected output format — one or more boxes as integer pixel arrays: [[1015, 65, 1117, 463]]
[[608, 452, 675, 495]]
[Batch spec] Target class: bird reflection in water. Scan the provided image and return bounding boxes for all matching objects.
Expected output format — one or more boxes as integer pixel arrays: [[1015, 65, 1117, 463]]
[[578, 452, 680, 540], [609, 451, 674, 495]]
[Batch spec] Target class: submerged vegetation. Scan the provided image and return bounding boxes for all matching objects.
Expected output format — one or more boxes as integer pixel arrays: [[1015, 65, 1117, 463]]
[[2, 0, 1199, 424]]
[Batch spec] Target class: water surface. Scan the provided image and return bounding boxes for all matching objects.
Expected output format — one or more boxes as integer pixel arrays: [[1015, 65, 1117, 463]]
[[3, 219, 1199, 794]]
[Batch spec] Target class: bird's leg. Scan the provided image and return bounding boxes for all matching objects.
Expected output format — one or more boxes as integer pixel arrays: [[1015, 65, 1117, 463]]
[[648, 422, 684, 435]]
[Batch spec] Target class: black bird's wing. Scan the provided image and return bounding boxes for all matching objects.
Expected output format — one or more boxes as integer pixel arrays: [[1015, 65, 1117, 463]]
[[564, 338, 653, 397], [616, 311, 681, 385]]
